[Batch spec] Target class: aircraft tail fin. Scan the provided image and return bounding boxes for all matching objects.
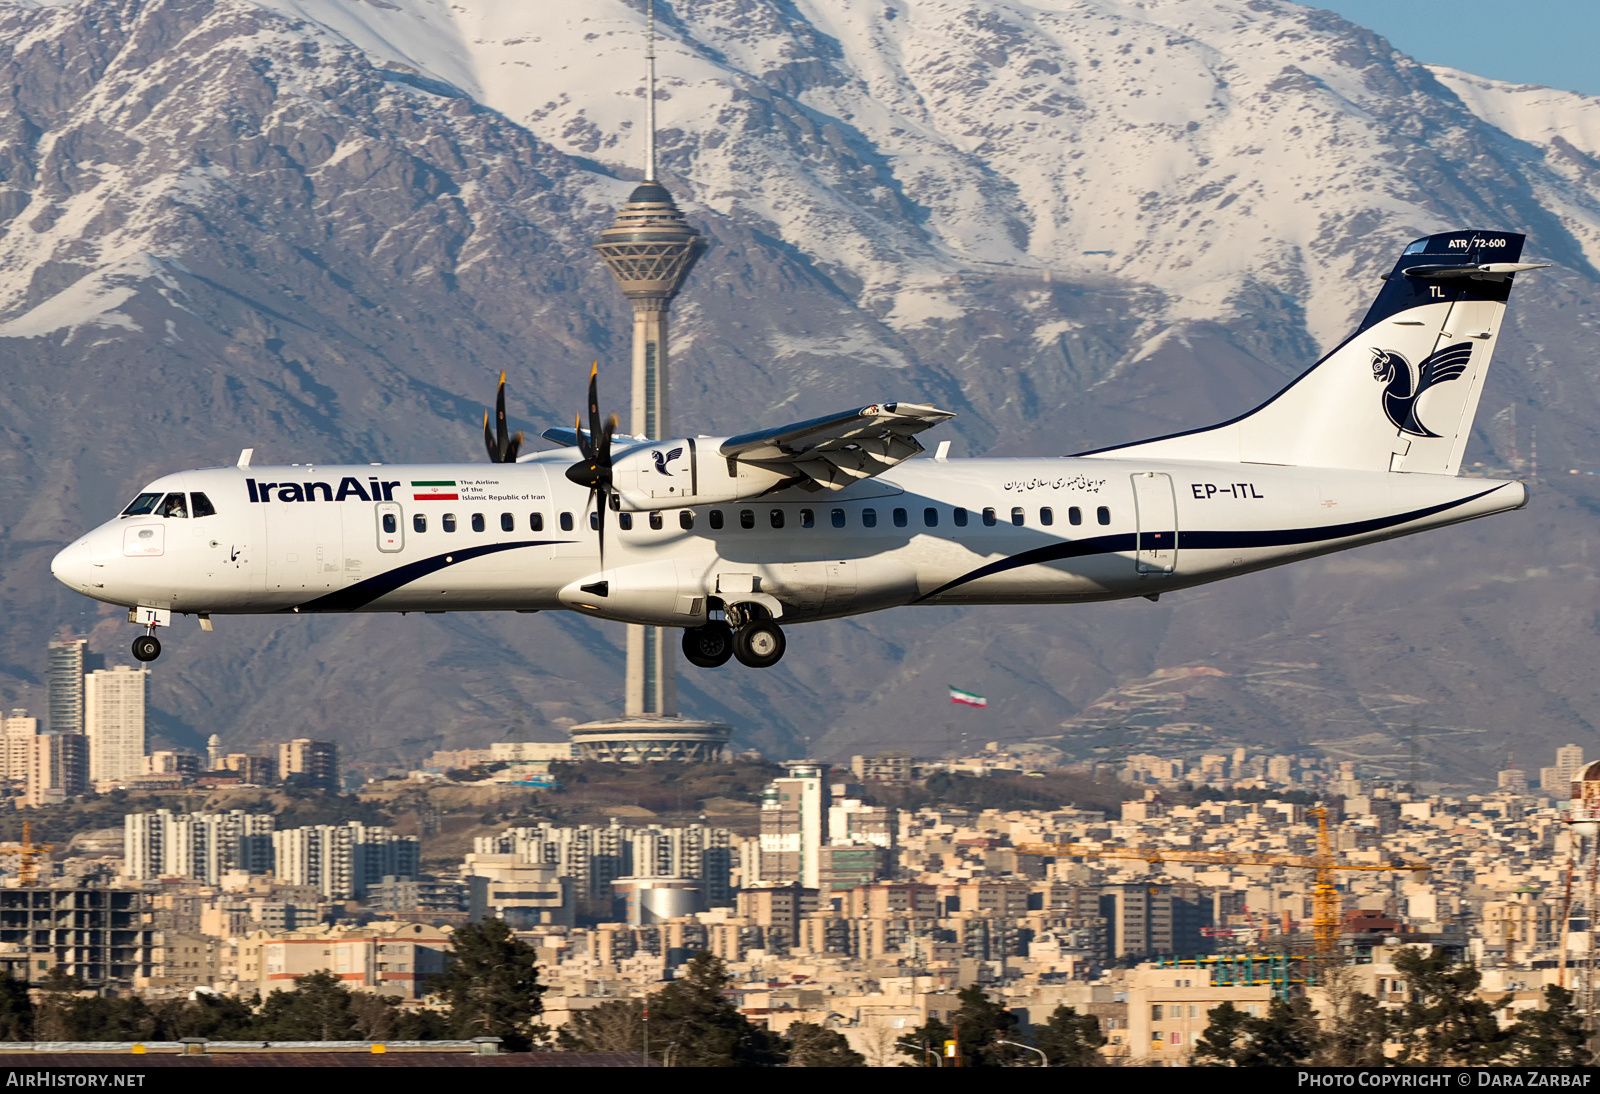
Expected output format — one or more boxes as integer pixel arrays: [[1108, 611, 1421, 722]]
[[1084, 230, 1544, 474]]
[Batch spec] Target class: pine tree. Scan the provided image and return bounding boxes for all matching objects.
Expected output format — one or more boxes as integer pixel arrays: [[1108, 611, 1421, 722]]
[[1505, 985, 1592, 1066], [639, 953, 785, 1067], [0, 972, 34, 1041], [1194, 1001, 1252, 1066], [558, 997, 644, 1055], [436, 918, 547, 1051], [255, 970, 361, 1041], [1035, 1004, 1106, 1066], [1391, 947, 1510, 1066], [1236, 997, 1319, 1067]]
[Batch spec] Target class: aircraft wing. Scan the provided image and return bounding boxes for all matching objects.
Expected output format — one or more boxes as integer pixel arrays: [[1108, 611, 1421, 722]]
[[720, 402, 956, 491]]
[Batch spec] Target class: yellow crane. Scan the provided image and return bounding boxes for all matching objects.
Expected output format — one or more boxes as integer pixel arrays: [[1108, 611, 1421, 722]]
[[0, 822, 54, 886], [1017, 806, 1430, 956]]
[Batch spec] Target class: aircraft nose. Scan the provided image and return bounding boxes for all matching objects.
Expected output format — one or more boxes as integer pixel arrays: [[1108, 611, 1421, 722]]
[[51, 539, 92, 590]]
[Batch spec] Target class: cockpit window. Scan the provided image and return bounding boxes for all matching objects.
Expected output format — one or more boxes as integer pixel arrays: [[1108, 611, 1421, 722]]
[[159, 493, 189, 519], [191, 492, 216, 518], [122, 493, 162, 516]]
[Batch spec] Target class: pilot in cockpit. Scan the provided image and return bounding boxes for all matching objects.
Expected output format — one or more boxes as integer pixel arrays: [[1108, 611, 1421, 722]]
[[159, 493, 188, 519]]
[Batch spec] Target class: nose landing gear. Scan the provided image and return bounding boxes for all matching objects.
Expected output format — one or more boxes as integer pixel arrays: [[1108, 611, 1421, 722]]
[[127, 606, 170, 662], [131, 633, 161, 662]]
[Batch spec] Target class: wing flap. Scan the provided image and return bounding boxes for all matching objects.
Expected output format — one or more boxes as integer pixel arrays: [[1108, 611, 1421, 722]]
[[720, 402, 955, 490]]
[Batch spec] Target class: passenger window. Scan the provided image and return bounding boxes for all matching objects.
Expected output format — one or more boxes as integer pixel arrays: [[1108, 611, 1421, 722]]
[[618, 512, 633, 530], [414, 514, 427, 533], [862, 508, 877, 528], [1040, 507, 1053, 526], [530, 513, 544, 532], [709, 510, 724, 530], [649, 511, 663, 530], [1011, 507, 1025, 526], [559, 512, 573, 532], [770, 509, 785, 529], [443, 514, 457, 533], [501, 513, 514, 533], [982, 508, 997, 527], [953, 507, 968, 528], [924, 507, 938, 527], [382, 514, 397, 534], [471, 513, 486, 533], [1097, 506, 1111, 525], [831, 508, 846, 528], [893, 508, 908, 528], [800, 509, 815, 529], [191, 493, 217, 518], [740, 510, 755, 530], [590, 512, 600, 530], [160, 493, 189, 519], [680, 511, 694, 530], [1069, 506, 1082, 526]]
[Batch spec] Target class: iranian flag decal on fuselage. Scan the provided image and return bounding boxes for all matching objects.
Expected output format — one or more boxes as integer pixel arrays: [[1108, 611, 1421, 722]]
[[412, 481, 459, 501]]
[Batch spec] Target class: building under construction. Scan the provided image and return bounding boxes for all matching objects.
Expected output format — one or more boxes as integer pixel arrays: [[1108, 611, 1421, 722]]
[[0, 885, 157, 988]]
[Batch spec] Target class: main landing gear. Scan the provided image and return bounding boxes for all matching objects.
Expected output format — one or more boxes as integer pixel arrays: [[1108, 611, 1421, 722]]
[[682, 603, 786, 670]]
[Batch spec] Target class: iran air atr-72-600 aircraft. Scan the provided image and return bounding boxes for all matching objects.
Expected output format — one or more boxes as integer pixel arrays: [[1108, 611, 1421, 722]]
[[53, 229, 1545, 671]]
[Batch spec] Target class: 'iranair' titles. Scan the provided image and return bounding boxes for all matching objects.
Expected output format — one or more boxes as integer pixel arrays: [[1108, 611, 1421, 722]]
[[246, 478, 401, 503]]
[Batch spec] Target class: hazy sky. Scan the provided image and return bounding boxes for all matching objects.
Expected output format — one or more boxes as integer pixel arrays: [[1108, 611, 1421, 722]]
[[1310, 1, 1600, 97]]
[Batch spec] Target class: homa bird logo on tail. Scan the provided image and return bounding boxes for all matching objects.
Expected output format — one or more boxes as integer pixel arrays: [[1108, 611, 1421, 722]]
[[652, 447, 684, 475], [1370, 342, 1474, 438]]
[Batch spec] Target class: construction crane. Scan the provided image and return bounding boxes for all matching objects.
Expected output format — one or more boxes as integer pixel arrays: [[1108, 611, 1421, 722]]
[[1017, 806, 1430, 957], [0, 822, 54, 886]]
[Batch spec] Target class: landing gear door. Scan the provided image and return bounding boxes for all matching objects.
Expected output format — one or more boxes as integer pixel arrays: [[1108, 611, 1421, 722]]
[[376, 502, 404, 553], [1132, 472, 1177, 574]]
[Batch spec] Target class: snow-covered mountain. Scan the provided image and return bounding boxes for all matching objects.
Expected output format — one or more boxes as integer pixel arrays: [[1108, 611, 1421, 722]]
[[2, 0, 1599, 785]]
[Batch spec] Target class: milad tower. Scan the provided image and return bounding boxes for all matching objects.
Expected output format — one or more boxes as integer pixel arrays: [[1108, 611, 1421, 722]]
[[569, 7, 730, 762]]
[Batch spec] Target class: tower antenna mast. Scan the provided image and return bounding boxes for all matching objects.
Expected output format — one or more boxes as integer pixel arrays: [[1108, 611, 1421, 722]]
[[645, 0, 657, 181]]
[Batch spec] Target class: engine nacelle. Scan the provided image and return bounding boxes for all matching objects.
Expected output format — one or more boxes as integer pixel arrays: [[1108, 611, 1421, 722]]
[[607, 438, 793, 512]]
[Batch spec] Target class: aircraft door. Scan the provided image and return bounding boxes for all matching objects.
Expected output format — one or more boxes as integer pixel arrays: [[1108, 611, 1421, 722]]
[[376, 502, 403, 553], [1132, 472, 1178, 574]]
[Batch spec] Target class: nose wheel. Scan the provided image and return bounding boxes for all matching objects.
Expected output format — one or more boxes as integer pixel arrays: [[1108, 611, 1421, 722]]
[[131, 633, 161, 662]]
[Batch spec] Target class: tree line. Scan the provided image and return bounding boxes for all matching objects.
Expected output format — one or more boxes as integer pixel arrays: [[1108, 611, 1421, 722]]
[[1194, 948, 1590, 1067]]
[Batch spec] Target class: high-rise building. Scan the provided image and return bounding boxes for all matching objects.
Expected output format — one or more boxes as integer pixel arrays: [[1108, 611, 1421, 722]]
[[1498, 767, 1529, 794], [46, 637, 90, 735], [1558, 744, 1586, 788], [759, 763, 830, 889], [1, 710, 39, 781], [27, 733, 87, 807], [206, 734, 223, 771], [85, 665, 148, 784], [272, 822, 418, 900], [1099, 882, 1215, 961], [278, 738, 337, 790], [124, 809, 276, 883], [223, 753, 278, 785]]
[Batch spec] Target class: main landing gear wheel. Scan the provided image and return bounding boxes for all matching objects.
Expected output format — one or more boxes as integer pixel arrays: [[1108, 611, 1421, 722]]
[[682, 622, 734, 668], [733, 621, 786, 669], [131, 635, 161, 662]]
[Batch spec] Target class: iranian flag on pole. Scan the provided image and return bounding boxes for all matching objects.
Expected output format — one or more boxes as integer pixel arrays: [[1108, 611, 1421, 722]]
[[412, 480, 459, 501], [949, 687, 987, 708]]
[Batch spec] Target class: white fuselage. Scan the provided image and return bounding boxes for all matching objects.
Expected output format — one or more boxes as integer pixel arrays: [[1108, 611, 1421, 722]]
[[50, 452, 1526, 627]]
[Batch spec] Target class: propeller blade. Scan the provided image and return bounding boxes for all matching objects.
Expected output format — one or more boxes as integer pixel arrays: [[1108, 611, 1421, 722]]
[[494, 371, 510, 461], [505, 430, 523, 462], [483, 411, 497, 463], [587, 363, 603, 456]]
